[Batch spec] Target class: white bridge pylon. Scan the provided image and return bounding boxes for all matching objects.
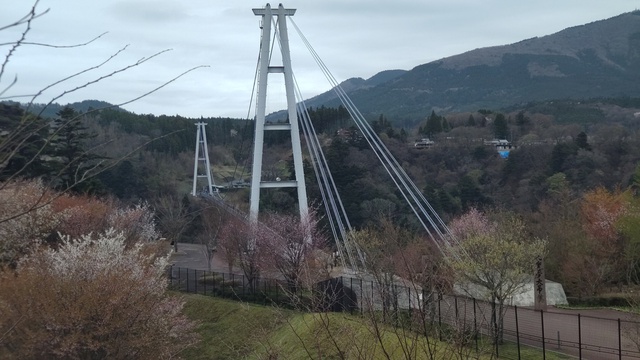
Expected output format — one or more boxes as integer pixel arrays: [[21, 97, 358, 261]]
[[250, 3, 309, 224], [192, 122, 216, 197]]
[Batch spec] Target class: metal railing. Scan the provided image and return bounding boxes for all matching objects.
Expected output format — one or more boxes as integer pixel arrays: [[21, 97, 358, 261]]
[[170, 266, 640, 359]]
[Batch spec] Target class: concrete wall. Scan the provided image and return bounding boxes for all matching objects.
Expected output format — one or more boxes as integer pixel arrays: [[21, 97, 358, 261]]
[[454, 280, 569, 306]]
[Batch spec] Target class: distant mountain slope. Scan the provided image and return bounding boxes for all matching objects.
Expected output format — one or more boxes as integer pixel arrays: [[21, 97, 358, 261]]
[[18, 100, 124, 119], [305, 69, 407, 107], [267, 70, 406, 120], [303, 11, 640, 122]]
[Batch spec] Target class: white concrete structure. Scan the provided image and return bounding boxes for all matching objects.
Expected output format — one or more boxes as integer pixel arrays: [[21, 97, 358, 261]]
[[250, 4, 309, 225], [454, 279, 569, 307], [192, 122, 215, 196]]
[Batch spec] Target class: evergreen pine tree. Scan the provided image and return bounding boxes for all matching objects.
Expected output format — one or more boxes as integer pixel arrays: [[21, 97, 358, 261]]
[[0, 105, 54, 181], [467, 114, 476, 127], [493, 113, 509, 139], [575, 131, 592, 151], [425, 110, 442, 136], [51, 107, 103, 193], [441, 117, 450, 132]]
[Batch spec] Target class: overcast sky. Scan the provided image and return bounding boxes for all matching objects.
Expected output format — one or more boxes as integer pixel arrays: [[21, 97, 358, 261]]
[[1, 1, 637, 118]]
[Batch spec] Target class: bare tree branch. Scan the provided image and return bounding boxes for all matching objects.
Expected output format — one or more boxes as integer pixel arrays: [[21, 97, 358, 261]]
[[0, 2, 37, 83], [0, 75, 17, 97], [0, 32, 108, 48], [0, 1, 48, 32]]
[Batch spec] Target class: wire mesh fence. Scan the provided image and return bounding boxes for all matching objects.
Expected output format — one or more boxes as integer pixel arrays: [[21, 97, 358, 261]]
[[169, 266, 301, 307], [170, 266, 640, 359]]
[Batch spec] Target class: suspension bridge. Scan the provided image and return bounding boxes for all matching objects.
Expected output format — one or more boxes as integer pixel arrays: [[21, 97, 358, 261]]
[[192, 3, 452, 272], [176, 6, 640, 359]]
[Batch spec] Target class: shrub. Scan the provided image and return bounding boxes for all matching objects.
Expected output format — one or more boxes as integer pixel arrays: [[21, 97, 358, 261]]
[[0, 180, 64, 267], [567, 296, 631, 307], [0, 229, 199, 359]]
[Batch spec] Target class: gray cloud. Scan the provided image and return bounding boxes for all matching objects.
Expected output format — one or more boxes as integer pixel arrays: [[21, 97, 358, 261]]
[[1, 0, 635, 118]]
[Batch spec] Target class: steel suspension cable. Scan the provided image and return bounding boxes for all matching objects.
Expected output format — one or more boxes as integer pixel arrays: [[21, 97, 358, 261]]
[[228, 25, 264, 201], [294, 83, 365, 270], [289, 18, 453, 251], [271, 19, 364, 270]]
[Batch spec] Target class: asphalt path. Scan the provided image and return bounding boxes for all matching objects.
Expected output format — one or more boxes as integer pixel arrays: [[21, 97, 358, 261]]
[[440, 295, 640, 359], [169, 242, 238, 273]]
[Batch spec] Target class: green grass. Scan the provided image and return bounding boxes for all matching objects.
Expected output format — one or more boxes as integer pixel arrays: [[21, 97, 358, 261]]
[[180, 293, 289, 360], [180, 293, 571, 360], [496, 341, 572, 360]]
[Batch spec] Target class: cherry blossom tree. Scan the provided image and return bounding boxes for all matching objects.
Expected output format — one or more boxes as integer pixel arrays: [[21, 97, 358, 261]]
[[195, 201, 230, 272], [217, 216, 260, 291], [51, 194, 112, 239], [0, 229, 198, 359], [569, 187, 630, 295], [447, 208, 546, 344], [106, 201, 160, 244], [259, 210, 328, 292], [0, 179, 63, 267]]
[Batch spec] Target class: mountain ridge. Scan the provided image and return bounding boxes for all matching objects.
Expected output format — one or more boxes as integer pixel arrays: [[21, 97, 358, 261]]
[[297, 11, 640, 122]]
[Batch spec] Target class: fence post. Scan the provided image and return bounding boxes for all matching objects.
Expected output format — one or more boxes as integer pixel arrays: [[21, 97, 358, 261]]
[[195, 269, 198, 294], [169, 265, 173, 286], [360, 278, 364, 315], [394, 284, 399, 324], [438, 297, 442, 341], [541, 310, 546, 360], [455, 296, 459, 320], [186, 268, 190, 293], [515, 305, 521, 360], [173, 266, 177, 288], [349, 277, 356, 315], [619, 318, 622, 360], [169, 264, 173, 287], [473, 297, 478, 353], [350, 277, 356, 315], [371, 280, 374, 312], [578, 314, 582, 359]]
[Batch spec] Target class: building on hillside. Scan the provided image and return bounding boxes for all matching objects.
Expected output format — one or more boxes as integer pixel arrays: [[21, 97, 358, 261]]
[[414, 138, 435, 149], [484, 139, 513, 158], [336, 128, 364, 144]]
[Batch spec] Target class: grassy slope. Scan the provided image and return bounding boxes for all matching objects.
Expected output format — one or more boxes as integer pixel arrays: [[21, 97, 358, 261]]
[[179, 294, 287, 360], [180, 294, 570, 360]]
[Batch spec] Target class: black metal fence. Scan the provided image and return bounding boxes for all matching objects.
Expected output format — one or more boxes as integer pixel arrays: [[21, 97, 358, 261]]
[[433, 293, 640, 360], [170, 266, 640, 359], [169, 266, 300, 307]]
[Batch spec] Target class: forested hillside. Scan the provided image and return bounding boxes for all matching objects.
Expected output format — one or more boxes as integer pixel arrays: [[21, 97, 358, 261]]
[[6, 3, 640, 358], [3, 95, 640, 296]]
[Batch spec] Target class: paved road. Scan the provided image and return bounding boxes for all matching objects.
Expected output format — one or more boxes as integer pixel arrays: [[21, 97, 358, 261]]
[[439, 295, 640, 359], [170, 242, 238, 273]]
